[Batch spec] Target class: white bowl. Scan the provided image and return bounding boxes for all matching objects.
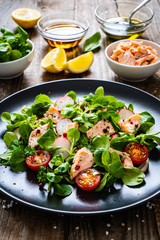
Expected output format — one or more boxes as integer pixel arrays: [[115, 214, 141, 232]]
[[105, 39, 160, 82], [0, 39, 34, 79]]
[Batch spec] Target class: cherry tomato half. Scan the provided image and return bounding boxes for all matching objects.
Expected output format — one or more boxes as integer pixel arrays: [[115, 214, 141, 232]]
[[125, 142, 149, 165], [75, 168, 101, 191], [26, 150, 51, 171]]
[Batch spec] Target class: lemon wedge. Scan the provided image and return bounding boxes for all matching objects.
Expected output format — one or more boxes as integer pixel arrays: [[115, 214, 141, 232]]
[[11, 8, 41, 29], [64, 51, 94, 73], [41, 48, 67, 73]]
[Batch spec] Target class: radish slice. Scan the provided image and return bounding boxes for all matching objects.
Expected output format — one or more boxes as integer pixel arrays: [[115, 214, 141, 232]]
[[138, 158, 149, 172], [78, 97, 84, 105], [49, 162, 54, 169], [13, 128, 21, 140], [118, 109, 134, 121], [52, 137, 71, 159], [54, 96, 74, 110], [110, 134, 119, 140], [56, 118, 72, 136]]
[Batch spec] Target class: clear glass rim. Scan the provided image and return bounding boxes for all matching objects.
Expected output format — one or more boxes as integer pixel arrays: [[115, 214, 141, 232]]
[[37, 14, 89, 39], [95, 2, 154, 26]]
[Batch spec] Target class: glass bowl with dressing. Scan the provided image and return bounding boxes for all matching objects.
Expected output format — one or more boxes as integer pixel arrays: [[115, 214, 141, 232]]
[[95, 1, 154, 40], [37, 14, 89, 49]]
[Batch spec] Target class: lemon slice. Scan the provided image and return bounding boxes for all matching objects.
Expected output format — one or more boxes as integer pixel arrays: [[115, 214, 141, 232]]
[[64, 51, 94, 73], [11, 8, 41, 29], [41, 48, 67, 73]]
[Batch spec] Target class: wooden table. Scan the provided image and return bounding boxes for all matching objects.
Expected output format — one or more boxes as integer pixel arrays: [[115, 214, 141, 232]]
[[0, 0, 160, 239]]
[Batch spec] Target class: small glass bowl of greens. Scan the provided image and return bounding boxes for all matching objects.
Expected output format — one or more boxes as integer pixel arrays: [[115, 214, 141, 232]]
[[0, 26, 34, 79]]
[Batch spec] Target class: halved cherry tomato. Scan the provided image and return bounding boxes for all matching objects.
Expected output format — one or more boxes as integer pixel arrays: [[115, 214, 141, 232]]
[[26, 150, 51, 171], [125, 142, 149, 165], [75, 168, 101, 191]]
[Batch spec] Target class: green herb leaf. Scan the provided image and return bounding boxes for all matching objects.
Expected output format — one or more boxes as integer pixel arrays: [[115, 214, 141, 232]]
[[37, 129, 55, 147], [3, 131, 18, 146], [47, 173, 62, 183], [10, 49, 22, 60], [83, 32, 101, 52], [19, 123, 32, 142], [37, 166, 48, 184], [95, 86, 104, 98], [66, 91, 77, 102], [92, 135, 110, 150], [10, 149, 26, 172], [122, 167, 145, 186], [54, 183, 72, 197], [1, 112, 11, 123], [139, 111, 155, 133], [54, 162, 70, 174], [67, 128, 80, 153]]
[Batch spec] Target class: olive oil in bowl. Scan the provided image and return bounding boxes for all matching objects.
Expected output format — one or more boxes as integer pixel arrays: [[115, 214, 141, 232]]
[[101, 17, 145, 39], [44, 24, 85, 48], [37, 15, 89, 49]]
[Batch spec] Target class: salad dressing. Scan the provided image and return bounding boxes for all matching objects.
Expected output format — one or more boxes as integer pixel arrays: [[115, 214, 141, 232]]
[[102, 17, 144, 39]]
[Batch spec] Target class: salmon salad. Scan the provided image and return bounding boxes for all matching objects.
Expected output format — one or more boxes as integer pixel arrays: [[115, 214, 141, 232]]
[[110, 41, 159, 66], [0, 86, 160, 197]]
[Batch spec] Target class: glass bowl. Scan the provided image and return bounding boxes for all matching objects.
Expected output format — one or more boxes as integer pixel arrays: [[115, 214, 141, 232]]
[[37, 14, 89, 49], [95, 1, 154, 39]]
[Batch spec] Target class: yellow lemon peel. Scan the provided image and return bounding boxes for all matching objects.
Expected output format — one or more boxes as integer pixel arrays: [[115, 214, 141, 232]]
[[41, 48, 67, 73], [64, 51, 94, 73], [11, 8, 41, 29]]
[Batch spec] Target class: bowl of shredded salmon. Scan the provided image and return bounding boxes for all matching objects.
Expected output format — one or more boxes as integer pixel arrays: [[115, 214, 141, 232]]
[[105, 39, 160, 82]]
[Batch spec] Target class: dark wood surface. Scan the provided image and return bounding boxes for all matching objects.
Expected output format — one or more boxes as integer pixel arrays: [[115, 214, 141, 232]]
[[0, 0, 160, 239]]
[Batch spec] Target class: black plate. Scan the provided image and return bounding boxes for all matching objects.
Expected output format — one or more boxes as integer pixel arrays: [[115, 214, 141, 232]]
[[0, 79, 160, 214]]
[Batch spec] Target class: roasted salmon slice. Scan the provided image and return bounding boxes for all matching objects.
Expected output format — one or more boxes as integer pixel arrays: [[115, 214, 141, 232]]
[[28, 123, 49, 148], [86, 120, 115, 139], [70, 147, 94, 180], [44, 106, 62, 123]]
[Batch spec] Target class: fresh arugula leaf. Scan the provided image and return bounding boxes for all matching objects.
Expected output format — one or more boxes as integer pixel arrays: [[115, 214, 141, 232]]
[[83, 32, 101, 52]]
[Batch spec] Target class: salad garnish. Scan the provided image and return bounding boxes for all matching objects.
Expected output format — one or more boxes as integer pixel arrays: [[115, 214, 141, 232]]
[[0, 87, 160, 197]]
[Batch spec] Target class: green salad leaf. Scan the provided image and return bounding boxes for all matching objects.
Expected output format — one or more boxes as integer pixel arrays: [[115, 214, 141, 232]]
[[83, 32, 101, 52], [122, 168, 145, 186], [0, 26, 31, 62]]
